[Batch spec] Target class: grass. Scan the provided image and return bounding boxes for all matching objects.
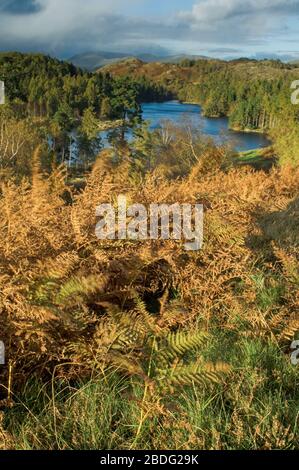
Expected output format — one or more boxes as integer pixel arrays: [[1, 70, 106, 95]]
[[236, 147, 276, 170], [2, 331, 299, 450]]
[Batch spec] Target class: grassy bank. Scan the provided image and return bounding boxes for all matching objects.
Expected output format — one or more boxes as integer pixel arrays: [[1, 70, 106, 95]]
[[235, 147, 277, 170], [2, 332, 298, 450]]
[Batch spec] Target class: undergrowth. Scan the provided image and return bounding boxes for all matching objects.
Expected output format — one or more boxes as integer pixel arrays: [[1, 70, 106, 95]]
[[0, 136, 298, 449]]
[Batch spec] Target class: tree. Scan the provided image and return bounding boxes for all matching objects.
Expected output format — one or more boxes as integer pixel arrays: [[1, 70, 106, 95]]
[[0, 107, 45, 176], [81, 107, 99, 139], [100, 97, 112, 120], [53, 103, 75, 132], [77, 107, 102, 166]]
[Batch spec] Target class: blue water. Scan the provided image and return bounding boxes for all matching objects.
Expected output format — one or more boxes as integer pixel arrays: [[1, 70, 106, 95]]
[[141, 101, 271, 152], [100, 100, 271, 152]]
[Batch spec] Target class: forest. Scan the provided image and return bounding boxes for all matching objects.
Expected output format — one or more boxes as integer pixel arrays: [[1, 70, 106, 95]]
[[102, 57, 299, 166], [0, 52, 170, 120], [0, 52, 171, 174], [0, 52, 298, 451]]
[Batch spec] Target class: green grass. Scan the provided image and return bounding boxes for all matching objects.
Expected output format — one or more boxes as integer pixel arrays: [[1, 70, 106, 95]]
[[251, 274, 285, 311], [3, 331, 299, 450], [235, 147, 276, 170]]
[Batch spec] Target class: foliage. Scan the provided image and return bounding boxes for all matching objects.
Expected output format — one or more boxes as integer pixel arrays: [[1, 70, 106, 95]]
[[103, 57, 299, 165], [2, 335, 298, 450], [0, 55, 299, 448], [0, 141, 298, 446], [0, 52, 168, 124]]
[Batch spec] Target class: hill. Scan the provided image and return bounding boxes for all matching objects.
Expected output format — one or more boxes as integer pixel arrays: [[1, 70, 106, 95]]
[[99, 56, 298, 82], [69, 51, 209, 71], [68, 51, 132, 70]]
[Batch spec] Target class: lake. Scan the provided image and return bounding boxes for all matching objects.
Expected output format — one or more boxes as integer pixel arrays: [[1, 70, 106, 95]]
[[142, 101, 271, 152], [101, 100, 271, 152]]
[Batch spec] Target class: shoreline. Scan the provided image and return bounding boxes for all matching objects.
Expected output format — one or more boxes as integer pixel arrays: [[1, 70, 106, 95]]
[[180, 100, 272, 141], [229, 125, 269, 135], [182, 100, 270, 132]]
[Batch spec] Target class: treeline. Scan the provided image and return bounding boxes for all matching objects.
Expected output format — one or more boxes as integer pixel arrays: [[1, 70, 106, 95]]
[[176, 59, 298, 131], [172, 58, 299, 165], [0, 52, 172, 171], [0, 52, 170, 124], [0, 52, 137, 123], [134, 75, 173, 102]]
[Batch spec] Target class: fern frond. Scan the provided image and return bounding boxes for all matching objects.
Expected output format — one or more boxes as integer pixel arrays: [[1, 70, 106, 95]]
[[158, 361, 230, 391], [55, 275, 108, 305], [160, 330, 209, 362], [40, 252, 80, 280]]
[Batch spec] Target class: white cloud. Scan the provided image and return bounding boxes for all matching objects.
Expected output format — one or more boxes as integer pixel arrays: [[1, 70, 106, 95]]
[[186, 0, 299, 22], [0, 0, 298, 57], [0, 0, 141, 55], [177, 0, 299, 47]]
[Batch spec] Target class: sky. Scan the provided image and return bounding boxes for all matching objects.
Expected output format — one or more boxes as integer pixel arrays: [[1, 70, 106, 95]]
[[0, 0, 299, 60]]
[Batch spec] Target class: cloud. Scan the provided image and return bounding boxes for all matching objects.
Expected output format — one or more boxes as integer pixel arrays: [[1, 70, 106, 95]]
[[0, 0, 132, 56], [207, 47, 243, 54], [184, 0, 299, 22], [0, 0, 298, 58], [0, 0, 43, 14], [174, 0, 299, 52]]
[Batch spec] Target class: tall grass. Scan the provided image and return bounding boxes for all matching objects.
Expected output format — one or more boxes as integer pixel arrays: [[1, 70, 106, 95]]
[[3, 332, 298, 450]]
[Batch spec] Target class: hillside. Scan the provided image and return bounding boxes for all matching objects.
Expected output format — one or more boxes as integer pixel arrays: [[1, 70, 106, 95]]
[[99, 57, 195, 82], [0, 51, 80, 100], [100, 57, 298, 83], [68, 51, 132, 70], [98, 57, 299, 104], [0, 52, 164, 122], [1, 142, 299, 450], [69, 51, 209, 71]]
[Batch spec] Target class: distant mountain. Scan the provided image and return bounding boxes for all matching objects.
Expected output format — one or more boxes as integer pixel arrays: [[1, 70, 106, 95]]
[[68, 51, 132, 70], [68, 51, 209, 71], [157, 54, 209, 64], [136, 53, 209, 64]]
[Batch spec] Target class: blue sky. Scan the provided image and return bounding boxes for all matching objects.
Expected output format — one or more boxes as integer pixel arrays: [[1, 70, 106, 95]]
[[0, 0, 299, 60]]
